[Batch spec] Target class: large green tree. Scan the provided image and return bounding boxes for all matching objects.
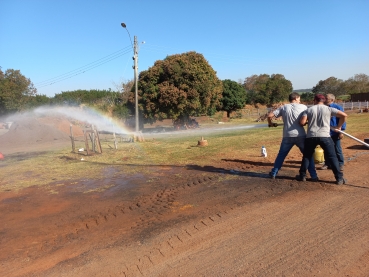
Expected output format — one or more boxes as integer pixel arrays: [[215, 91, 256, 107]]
[[0, 69, 37, 114], [221, 79, 246, 117], [243, 74, 292, 105], [312, 76, 345, 96], [137, 51, 223, 125]]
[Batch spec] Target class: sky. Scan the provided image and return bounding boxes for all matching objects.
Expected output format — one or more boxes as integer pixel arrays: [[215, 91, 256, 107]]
[[1, 0, 368, 97]]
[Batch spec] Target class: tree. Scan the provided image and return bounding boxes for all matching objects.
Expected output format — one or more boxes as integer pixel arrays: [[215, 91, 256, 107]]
[[243, 74, 292, 105], [0, 68, 37, 114], [243, 74, 269, 104], [243, 74, 261, 91], [221, 79, 246, 117], [268, 74, 293, 104], [343, 73, 369, 94], [137, 51, 223, 126], [312, 77, 345, 96]]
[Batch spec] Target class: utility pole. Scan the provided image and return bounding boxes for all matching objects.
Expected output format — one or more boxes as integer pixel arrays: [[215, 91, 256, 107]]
[[133, 36, 139, 132], [121, 22, 140, 133]]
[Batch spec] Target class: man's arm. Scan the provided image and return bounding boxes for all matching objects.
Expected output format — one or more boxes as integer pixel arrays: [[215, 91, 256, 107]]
[[267, 111, 278, 127], [334, 111, 347, 131], [300, 115, 308, 126]]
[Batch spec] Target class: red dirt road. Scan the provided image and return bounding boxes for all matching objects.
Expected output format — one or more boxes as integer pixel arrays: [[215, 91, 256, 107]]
[[1, 117, 369, 276]]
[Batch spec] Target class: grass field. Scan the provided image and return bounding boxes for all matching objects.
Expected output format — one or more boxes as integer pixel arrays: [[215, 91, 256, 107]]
[[1, 112, 368, 192]]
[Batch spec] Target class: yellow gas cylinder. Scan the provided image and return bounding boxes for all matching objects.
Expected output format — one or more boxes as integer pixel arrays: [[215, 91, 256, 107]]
[[314, 146, 324, 163]]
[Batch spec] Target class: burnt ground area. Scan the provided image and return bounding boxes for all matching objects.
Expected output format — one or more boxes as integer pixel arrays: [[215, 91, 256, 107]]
[[1, 115, 369, 276]]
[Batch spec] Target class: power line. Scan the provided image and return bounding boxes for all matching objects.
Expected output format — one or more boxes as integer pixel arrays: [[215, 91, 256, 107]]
[[35, 45, 132, 88], [35, 43, 280, 90]]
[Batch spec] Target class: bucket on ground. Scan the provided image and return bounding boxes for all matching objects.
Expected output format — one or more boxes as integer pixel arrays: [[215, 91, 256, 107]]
[[314, 146, 324, 163]]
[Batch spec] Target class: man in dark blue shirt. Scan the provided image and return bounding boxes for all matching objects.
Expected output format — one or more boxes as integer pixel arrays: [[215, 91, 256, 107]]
[[321, 93, 346, 171]]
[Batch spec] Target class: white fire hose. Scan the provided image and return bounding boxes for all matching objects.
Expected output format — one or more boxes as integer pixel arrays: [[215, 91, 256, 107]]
[[330, 127, 369, 148]]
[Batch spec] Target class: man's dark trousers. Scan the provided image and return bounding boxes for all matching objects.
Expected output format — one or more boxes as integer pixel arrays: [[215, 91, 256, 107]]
[[299, 137, 343, 181], [324, 134, 344, 167]]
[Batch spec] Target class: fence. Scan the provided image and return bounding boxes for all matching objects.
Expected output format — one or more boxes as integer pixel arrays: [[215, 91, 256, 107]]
[[305, 101, 369, 110], [340, 101, 369, 110]]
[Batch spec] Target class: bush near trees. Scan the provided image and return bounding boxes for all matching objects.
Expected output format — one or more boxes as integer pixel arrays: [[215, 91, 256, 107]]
[[25, 94, 53, 108], [221, 79, 247, 117], [243, 74, 293, 106], [299, 91, 314, 103], [53, 89, 130, 120], [53, 89, 120, 105], [136, 51, 223, 126], [0, 69, 37, 115]]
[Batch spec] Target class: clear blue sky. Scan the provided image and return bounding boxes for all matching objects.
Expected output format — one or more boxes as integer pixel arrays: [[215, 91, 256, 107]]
[[1, 0, 368, 97]]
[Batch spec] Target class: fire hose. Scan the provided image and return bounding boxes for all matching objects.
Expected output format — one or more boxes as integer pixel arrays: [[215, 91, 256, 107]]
[[267, 123, 284, 127], [330, 127, 369, 148]]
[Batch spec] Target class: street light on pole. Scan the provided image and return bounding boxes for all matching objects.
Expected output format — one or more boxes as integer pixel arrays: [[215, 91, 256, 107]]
[[121, 22, 139, 133]]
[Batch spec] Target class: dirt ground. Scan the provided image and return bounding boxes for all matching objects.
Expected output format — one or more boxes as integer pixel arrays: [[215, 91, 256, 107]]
[[1, 114, 369, 277]]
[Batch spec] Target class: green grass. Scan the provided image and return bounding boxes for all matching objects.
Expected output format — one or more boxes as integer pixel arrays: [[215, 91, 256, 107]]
[[1, 113, 367, 192]]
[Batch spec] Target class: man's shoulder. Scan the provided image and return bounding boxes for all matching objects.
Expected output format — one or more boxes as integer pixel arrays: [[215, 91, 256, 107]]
[[291, 103, 307, 110], [329, 103, 344, 110], [298, 103, 308, 109], [328, 106, 340, 113]]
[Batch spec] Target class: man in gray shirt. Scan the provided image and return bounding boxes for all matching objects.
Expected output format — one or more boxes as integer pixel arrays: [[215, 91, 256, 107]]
[[297, 94, 347, 185], [268, 92, 317, 180]]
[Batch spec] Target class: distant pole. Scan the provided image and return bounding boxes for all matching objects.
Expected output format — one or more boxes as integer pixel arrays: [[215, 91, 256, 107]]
[[133, 35, 139, 132]]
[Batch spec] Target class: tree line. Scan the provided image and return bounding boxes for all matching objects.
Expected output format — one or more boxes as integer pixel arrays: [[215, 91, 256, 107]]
[[1, 52, 369, 127]]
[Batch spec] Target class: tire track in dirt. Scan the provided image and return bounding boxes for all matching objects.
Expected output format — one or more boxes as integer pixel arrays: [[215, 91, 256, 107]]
[[5, 163, 365, 277], [240, 192, 369, 276], [0, 160, 331, 276], [42, 209, 235, 277], [10, 168, 273, 277], [123, 187, 369, 277], [19, 175, 369, 277], [68, 174, 216, 234], [74, 184, 368, 277]]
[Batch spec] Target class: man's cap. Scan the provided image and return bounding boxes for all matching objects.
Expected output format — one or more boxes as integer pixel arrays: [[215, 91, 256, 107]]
[[314, 94, 326, 102]]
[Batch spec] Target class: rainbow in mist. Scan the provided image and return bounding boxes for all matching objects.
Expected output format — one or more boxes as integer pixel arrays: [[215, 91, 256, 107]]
[[33, 105, 132, 135]]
